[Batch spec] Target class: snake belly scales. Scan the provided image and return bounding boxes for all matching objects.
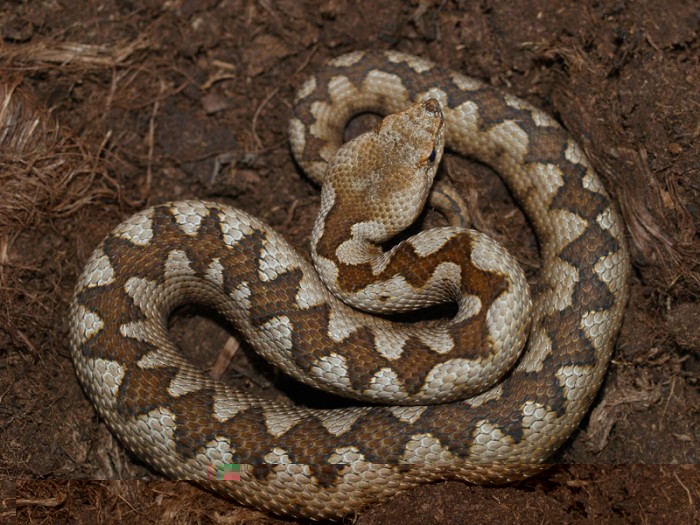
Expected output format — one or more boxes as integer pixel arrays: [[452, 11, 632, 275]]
[[69, 50, 630, 519]]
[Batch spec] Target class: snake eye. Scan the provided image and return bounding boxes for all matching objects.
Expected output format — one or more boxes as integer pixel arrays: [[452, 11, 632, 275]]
[[428, 148, 436, 163]]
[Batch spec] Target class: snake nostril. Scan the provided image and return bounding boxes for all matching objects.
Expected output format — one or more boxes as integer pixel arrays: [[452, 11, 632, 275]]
[[424, 98, 441, 115]]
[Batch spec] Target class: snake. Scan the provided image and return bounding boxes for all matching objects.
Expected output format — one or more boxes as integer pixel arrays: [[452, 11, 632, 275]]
[[69, 50, 630, 519]]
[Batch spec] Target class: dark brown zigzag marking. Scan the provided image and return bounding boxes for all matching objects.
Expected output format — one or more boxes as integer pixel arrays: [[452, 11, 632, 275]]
[[78, 204, 514, 458]]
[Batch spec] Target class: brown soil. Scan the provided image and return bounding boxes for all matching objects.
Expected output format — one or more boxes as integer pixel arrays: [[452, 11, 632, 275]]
[[1, 1, 698, 524]]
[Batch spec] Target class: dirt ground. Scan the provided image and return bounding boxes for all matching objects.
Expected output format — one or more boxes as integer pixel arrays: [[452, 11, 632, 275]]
[[1, 0, 698, 523]]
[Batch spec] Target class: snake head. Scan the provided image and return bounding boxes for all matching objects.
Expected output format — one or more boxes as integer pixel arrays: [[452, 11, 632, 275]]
[[379, 97, 445, 186], [323, 98, 446, 242]]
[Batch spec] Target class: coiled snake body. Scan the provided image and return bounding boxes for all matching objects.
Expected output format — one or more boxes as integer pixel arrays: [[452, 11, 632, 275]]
[[70, 51, 630, 519]]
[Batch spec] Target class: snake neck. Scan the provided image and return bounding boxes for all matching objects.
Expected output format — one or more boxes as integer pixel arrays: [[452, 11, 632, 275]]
[[310, 99, 446, 307]]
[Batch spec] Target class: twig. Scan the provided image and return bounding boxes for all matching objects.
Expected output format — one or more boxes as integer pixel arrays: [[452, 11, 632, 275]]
[[142, 80, 163, 200], [211, 337, 241, 381], [251, 88, 279, 151], [672, 471, 694, 507], [16, 494, 67, 507]]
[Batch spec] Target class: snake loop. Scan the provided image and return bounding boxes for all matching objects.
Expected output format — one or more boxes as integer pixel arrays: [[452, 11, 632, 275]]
[[70, 50, 630, 519]]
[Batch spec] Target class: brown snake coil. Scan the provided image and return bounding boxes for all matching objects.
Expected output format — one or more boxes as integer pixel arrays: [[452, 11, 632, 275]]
[[70, 50, 630, 519]]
